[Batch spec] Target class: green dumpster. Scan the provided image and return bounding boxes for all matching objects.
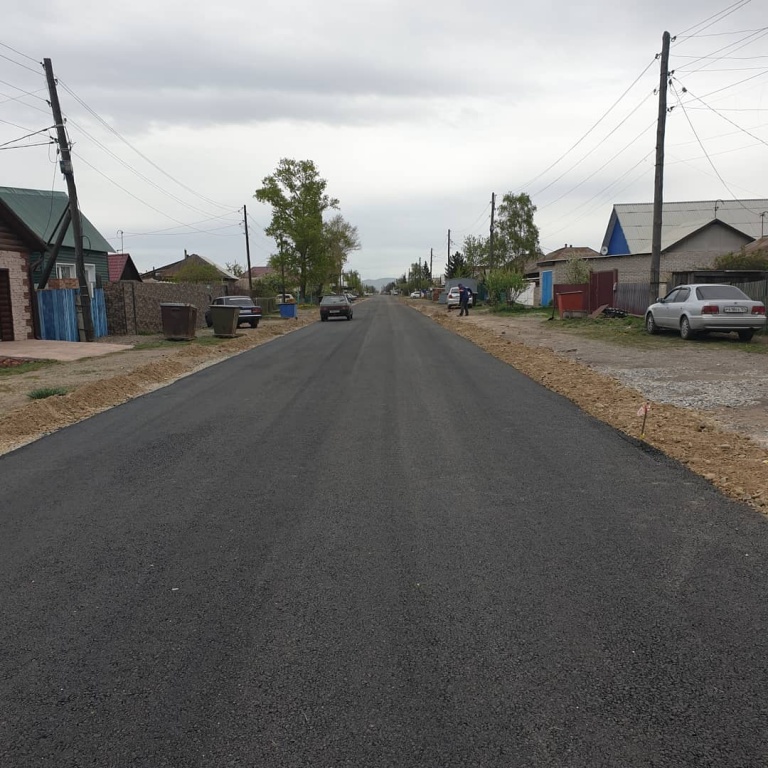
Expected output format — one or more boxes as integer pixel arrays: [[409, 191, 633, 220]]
[[209, 304, 239, 337]]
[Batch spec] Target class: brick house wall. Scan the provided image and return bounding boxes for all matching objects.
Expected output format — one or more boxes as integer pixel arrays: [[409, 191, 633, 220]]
[[0, 249, 33, 341]]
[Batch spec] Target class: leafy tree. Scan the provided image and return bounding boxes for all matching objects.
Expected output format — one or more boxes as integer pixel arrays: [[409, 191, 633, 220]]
[[316, 215, 361, 296], [225, 261, 245, 277], [172, 261, 222, 284], [445, 251, 472, 279], [494, 192, 540, 273], [254, 158, 339, 300], [713, 247, 768, 270], [563, 256, 591, 284], [484, 270, 526, 306], [463, 235, 489, 275]]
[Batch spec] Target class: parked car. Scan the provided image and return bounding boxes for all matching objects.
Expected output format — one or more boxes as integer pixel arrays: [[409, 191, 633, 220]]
[[320, 294, 353, 321], [410, 291, 422, 298], [205, 296, 263, 328], [446, 286, 473, 309], [275, 293, 296, 304], [645, 283, 766, 341]]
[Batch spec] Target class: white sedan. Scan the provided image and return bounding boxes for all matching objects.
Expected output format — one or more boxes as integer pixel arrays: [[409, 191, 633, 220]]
[[410, 291, 422, 298], [645, 283, 766, 341]]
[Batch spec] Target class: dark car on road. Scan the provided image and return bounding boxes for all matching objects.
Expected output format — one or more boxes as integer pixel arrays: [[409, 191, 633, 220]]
[[320, 294, 353, 321], [205, 296, 263, 328]]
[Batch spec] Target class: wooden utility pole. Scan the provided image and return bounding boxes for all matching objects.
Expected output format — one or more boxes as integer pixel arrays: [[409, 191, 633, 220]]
[[44, 58, 94, 341], [489, 192, 496, 272], [243, 204, 253, 294], [447, 229, 451, 267], [649, 32, 671, 306], [430, 247, 433, 281]]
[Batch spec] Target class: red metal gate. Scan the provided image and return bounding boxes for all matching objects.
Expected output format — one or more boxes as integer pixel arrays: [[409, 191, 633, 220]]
[[589, 269, 617, 312]]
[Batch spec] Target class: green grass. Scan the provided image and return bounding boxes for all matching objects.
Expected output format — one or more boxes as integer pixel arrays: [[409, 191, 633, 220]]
[[27, 386, 68, 400], [0, 360, 58, 377], [550, 313, 768, 352], [132, 334, 242, 350]]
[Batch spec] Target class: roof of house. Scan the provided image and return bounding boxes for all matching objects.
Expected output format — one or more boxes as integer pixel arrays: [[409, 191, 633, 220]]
[[107, 253, 143, 282], [601, 199, 768, 255], [140, 252, 237, 281], [0, 186, 114, 253], [538, 246, 602, 265], [247, 265, 274, 278], [744, 235, 768, 254]]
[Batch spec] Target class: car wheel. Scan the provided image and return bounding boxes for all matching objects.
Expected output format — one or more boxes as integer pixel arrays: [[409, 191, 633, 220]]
[[347, 314, 352, 321], [679, 316, 695, 340], [645, 312, 658, 335], [250, 319, 259, 328], [738, 329, 754, 342]]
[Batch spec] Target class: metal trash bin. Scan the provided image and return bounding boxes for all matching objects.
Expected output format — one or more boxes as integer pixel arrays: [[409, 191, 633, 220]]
[[209, 304, 239, 337], [278, 303, 298, 319], [160, 303, 197, 340]]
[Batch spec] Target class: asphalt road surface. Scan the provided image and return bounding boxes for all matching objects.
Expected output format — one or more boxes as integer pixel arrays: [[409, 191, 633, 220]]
[[3, 296, 768, 767]]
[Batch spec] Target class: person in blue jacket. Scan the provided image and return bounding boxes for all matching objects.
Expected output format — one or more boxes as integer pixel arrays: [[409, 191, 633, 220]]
[[458, 284, 471, 316]]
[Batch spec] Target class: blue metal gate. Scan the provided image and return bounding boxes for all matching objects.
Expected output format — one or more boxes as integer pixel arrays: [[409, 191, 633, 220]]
[[541, 270, 553, 307], [37, 288, 108, 341]]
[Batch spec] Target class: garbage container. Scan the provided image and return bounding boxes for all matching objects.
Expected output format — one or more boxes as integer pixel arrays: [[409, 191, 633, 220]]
[[160, 303, 197, 340], [278, 303, 298, 319], [209, 304, 239, 337]]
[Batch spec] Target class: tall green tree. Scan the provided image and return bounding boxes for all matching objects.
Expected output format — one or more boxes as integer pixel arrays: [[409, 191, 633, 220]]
[[254, 158, 339, 300], [494, 192, 540, 273], [317, 214, 361, 295], [445, 251, 472, 279]]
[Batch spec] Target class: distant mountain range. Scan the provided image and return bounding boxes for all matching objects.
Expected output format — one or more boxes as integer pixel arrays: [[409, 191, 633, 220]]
[[363, 277, 396, 291]]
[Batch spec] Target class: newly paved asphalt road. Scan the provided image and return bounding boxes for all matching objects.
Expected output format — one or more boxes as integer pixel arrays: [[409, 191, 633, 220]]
[[3, 296, 768, 767]]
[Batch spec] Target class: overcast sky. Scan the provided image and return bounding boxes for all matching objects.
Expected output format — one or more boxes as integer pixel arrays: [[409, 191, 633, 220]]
[[1, 0, 766, 281]]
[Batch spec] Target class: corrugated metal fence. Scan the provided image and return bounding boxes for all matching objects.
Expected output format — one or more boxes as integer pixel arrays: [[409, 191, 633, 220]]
[[38, 288, 108, 341]]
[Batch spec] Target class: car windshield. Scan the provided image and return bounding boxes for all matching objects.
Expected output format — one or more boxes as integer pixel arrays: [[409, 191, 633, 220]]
[[321, 296, 347, 305], [696, 285, 750, 300]]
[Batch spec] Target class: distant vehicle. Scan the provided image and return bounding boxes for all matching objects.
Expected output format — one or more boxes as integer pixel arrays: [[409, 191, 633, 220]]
[[276, 293, 296, 304], [205, 296, 262, 328], [344, 293, 358, 303], [320, 294, 353, 321], [446, 286, 473, 309], [645, 283, 766, 341], [410, 291, 421, 299]]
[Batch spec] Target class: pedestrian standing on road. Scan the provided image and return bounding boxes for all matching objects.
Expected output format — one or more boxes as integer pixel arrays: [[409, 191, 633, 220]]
[[458, 284, 470, 316]]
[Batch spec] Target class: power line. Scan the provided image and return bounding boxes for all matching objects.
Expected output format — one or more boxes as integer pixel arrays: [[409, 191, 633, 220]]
[[0, 40, 40, 64], [670, 81, 758, 213], [58, 80, 234, 212], [0, 51, 42, 75], [0, 125, 54, 148], [517, 56, 658, 192], [674, 0, 751, 39], [0, 78, 49, 102], [676, 27, 768, 72]]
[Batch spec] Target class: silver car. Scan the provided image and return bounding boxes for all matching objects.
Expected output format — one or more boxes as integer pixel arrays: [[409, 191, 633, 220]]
[[645, 283, 766, 341]]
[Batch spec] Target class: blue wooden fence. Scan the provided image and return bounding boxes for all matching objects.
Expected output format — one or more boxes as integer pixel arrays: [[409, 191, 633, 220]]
[[37, 288, 108, 341]]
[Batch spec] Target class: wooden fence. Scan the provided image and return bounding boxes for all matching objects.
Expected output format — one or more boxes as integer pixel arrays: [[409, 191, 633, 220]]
[[37, 288, 108, 341]]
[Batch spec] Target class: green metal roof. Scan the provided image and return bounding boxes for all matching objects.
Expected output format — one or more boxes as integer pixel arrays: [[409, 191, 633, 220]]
[[0, 186, 114, 253]]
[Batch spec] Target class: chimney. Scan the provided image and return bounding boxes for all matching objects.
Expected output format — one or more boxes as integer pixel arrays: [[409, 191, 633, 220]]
[[184, 249, 189, 259]]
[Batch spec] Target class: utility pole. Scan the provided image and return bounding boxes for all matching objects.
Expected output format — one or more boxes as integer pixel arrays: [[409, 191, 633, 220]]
[[43, 59, 93, 341], [649, 31, 671, 306], [447, 229, 451, 268], [489, 192, 496, 273], [242, 204, 253, 294], [430, 248, 433, 282], [44, 58, 94, 342]]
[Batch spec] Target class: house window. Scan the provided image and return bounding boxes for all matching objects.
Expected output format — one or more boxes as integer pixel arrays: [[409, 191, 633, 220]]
[[55, 263, 97, 296]]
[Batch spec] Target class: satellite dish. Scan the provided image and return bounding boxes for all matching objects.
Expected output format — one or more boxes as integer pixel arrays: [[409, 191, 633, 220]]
[[600, 246, 609, 255]]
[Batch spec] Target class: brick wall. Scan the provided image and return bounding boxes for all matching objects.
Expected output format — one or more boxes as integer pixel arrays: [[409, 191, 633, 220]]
[[104, 281, 224, 334], [0, 249, 33, 340]]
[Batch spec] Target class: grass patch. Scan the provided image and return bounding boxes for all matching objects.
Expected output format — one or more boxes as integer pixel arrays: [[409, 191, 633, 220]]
[[132, 334, 242, 351], [489, 303, 549, 316], [28, 386, 68, 400], [0, 360, 58, 377]]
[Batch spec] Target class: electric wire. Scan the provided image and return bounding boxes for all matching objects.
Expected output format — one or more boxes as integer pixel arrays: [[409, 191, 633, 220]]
[[58, 80, 234, 212], [0, 52, 42, 75], [674, 0, 751, 39], [0, 40, 40, 64], [517, 56, 658, 192]]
